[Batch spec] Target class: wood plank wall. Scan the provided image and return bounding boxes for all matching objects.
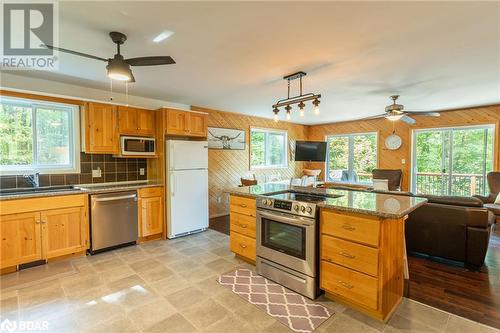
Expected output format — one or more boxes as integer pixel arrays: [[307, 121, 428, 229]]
[[307, 105, 500, 191], [191, 106, 308, 217]]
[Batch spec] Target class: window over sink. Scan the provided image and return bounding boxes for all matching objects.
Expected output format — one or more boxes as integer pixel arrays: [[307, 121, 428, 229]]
[[0, 97, 80, 175]]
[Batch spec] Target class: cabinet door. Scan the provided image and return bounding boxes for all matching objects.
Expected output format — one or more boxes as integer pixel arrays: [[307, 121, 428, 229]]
[[85, 102, 119, 153], [139, 196, 163, 237], [118, 106, 138, 135], [189, 113, 207, 137], [165, 110, 190, 136], [137, 109, 155, 136], [41, 207, 87, 259], [0, 212, 42, 268]]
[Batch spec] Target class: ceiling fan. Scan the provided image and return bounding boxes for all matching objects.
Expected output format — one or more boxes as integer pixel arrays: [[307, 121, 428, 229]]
[[369, 95, 440, 124], [44, 31, 175, 83]]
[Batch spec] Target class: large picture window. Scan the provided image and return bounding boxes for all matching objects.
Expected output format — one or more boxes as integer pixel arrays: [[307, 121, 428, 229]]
[[412, 125, 494, 196], [326, 133, 377, 183], [250, 128, 288, 169], [0, 97, 80, 174]]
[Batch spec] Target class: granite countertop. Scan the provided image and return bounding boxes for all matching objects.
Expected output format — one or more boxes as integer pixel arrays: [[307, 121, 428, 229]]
[[226, 183, 427, 219], [0, 181, 163, 201]]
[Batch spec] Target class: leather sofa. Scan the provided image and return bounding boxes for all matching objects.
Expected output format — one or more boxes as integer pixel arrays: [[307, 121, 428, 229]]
[[405, 195, 495, 268], [474, 171, 500, 223]]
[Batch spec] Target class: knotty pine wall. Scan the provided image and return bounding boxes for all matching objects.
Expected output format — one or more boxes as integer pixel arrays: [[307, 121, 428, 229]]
[[307, 105, 500, 192], [191, 106, 308, 217]]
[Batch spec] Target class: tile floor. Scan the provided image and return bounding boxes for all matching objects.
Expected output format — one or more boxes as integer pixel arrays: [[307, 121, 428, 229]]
[[0, 229, 498, 333]]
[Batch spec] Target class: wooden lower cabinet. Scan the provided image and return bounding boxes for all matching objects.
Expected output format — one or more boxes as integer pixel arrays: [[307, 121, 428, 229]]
[[320, 208, 405, 322], [0, 212, 42, 268], [229, 195, 257, 263], [41, 207, 87, 259], [0, 194, 89, 270], [138, 187, 164, 238]]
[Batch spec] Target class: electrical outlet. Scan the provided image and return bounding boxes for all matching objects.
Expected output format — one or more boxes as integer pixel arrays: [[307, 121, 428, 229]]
[[216, 196, 222, 203], [92, 167, 101, 178], [401, 159, 406, 164], [139, 168, 145, 176]]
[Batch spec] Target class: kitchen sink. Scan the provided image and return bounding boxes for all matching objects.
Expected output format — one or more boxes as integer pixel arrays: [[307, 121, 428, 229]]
[[0, 185, 81, 196]]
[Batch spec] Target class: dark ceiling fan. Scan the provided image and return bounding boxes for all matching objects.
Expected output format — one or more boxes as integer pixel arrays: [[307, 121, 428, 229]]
[[365, 95, 440, 124], [44, 31, 175, 83]]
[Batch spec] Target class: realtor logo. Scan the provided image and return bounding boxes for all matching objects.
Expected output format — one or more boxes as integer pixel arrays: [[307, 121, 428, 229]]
[[1, 1, 58, 69]]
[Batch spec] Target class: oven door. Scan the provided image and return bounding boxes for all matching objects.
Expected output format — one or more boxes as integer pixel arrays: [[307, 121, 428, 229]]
[[256, 209, 316, 277]]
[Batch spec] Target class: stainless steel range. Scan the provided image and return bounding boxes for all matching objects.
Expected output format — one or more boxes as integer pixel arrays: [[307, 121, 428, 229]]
[[256, 191, 327, 299]]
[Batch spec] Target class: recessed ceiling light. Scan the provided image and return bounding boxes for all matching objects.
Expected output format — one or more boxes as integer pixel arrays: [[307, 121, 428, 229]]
[[153, 30, 174, 43]]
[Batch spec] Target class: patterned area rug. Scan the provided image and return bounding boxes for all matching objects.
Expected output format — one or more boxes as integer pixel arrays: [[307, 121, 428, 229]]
[[218, 269, 333, 333]]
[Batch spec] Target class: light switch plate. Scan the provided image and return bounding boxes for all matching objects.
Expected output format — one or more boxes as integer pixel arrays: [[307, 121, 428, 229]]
[[92, 168, 101, 178], [139, 168, 145, 176], [401, 159, 406, 164]]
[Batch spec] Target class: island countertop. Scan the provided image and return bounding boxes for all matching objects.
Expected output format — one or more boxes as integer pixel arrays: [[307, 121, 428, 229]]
[[226, 183, 427, 219]]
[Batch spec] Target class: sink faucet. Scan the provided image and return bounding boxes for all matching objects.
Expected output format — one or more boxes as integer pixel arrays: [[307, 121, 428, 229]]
[[24, 172, 40, 187]]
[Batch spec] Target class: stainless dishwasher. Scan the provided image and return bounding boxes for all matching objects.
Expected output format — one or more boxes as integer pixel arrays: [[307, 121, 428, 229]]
[[90, 191, 138, 253]]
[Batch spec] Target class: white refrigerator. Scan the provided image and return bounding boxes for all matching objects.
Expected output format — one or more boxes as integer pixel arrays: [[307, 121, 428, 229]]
[[166, 140, 209, 239]]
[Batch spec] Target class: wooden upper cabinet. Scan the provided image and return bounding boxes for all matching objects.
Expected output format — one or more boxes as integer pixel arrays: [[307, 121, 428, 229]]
[[0, 212, 43, 268], [118, 106, 155, 136], [189, 112, 208, 137], [40, 207, 87, 259], [82, 102, 119, 154], [164, 109, 207, 137]]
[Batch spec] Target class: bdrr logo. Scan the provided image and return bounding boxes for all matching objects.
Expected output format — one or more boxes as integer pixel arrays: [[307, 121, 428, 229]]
[[1, 1, 58, 69]]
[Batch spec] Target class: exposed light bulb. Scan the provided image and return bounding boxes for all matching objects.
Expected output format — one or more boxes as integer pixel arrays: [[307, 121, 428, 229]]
[[314, 104, 320, 115], [286, 111, 291, 120], [300, 109, 305, 117]]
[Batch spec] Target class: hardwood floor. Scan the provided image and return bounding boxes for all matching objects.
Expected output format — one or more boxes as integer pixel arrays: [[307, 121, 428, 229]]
[[209, 215, 500, 329]]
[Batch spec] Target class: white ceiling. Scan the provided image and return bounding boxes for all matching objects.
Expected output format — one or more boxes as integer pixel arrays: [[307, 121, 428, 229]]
[[3, 1, 499, 124]]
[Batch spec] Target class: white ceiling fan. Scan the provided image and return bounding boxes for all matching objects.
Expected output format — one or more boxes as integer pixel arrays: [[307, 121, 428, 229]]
[[368, 95, 441, 124]]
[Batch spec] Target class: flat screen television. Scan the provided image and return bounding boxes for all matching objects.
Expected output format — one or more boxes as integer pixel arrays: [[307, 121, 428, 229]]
[[294, 141, 327, 162]]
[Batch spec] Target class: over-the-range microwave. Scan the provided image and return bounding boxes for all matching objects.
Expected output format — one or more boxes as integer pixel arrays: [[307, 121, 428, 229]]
[[120, 136, 156, 156]]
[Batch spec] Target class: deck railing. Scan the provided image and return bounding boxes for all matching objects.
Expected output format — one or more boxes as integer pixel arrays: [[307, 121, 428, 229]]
[[415, 172, 485, 196]]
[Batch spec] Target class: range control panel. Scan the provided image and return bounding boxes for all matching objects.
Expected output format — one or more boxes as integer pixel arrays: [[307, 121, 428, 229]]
[[256, 197, 318, 218]]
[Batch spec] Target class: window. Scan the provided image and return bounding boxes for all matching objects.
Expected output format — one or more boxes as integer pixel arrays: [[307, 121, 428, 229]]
[[412, 125, 494, 196], [0, 97, 80, 174], [326, 133, 377, 183], [250, 128, 288, 169]]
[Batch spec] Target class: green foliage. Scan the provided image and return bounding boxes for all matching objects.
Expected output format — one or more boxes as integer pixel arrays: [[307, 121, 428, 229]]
[[0, 104, 33, 165], [250, 130, 286, 167]]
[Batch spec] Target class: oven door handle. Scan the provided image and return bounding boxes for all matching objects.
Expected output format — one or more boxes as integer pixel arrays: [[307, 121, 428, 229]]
[[257, 210, 315, 227]]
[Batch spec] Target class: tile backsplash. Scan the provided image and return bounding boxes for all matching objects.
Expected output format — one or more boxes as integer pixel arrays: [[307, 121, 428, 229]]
[[0, 153, 147, 189]]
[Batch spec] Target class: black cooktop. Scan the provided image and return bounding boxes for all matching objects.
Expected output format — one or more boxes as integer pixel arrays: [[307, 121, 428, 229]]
[[265, 191, 327, 203]]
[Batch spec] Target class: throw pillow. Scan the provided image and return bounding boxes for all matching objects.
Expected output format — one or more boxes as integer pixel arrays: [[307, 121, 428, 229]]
[[495, 192, 500, 205]]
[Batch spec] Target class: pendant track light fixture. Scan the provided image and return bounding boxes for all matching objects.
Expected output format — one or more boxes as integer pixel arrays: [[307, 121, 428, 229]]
[[272, 71, 321, 122]]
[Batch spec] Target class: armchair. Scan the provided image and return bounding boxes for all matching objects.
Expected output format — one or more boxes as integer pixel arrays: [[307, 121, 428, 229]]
[[474, 171, 500, 222], [371, 169, 403, 191]]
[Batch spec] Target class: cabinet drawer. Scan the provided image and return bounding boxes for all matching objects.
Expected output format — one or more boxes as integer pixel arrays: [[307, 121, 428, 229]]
[[230, 213, 256, 238], [138, 187, 163, 198], [321, 210, 380, 247], [230, 196, 256, 217], [230, 231, 256, 261], [321, 235, 379, 277], [321, 261, 378, 310]]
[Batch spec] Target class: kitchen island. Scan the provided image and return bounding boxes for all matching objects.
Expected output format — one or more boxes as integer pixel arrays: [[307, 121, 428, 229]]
[[226, 183, 426, 322]]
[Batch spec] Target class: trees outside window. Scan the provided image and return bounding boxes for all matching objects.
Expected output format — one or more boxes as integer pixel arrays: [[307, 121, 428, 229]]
[[0, 98, 79, 174], [250, 128, 287, 169]]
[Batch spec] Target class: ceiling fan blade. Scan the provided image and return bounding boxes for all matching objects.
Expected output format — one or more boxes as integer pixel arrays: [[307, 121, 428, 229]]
[[357, 113, 388, 121], [43, 44, 108, 62], [401, 115, 417, 125], [404, 111, 440, 117], [125, 56, 175, 66]]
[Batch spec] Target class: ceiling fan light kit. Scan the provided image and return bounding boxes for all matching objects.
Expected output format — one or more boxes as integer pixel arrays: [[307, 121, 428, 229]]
[[272, 71, 321, 122]]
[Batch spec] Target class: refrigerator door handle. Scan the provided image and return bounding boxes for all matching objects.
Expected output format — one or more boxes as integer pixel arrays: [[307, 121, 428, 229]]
[[170, 173, 175, 197]]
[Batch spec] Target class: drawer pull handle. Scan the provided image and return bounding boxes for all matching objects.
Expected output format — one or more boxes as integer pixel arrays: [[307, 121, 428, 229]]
[[240, 204, 247, 208], [338, 280, 354, 289], [341, 224, 355, 231], [240, 224, 247, 228], [240, 243, 247, 249], [339, 251, 355, 259]]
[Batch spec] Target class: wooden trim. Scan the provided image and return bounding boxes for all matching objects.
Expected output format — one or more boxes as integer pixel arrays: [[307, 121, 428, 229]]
[[138, 233, 162, 243], [46, 250, 86, 263], [0, 265, 18, 275], [0, 89, 85, 106]]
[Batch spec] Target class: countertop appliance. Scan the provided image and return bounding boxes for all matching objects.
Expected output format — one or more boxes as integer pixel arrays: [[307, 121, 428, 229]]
[[256, 191, 328, 299], [90, 191, 138, 253], [121, 136, 156, 156], [166, 140, 209, 238]]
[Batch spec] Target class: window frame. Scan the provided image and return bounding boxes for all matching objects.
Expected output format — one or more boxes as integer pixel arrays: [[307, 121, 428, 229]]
[[325, 132, 378, 184], [410, 124, 496, 196], [0, 97, 81, 175], [250, 127, 288, 170]]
